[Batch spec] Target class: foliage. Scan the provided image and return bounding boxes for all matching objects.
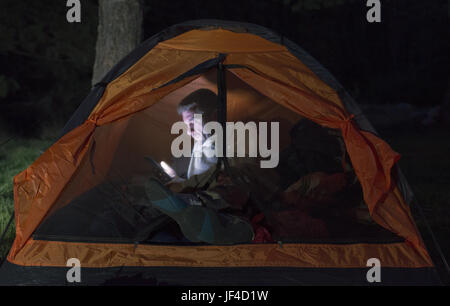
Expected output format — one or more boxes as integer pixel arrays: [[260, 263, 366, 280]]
[[0, 0, 98, 136], [0, 75, 20, 99]]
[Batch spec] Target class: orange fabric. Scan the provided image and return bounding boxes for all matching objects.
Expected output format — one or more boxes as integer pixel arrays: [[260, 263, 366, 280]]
[[157, 29, 287, 53], [371, 187, 431, 262], [93, 74, 199, 125], [225, 52, 345, 109], [44, 118, 131, 218], [227, 68, 399, 211], [107, 69, 301, 167], [11, 121, 96, 258], [9, 29, 429, 266], [9, 74, 200, 258], [226, 67, 428, 255], [9, 239, 433, 268], [91, 48, 218, 120]]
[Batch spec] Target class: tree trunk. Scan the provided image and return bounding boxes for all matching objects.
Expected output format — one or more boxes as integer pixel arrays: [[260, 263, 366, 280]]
[[92, 0, 143, 86]]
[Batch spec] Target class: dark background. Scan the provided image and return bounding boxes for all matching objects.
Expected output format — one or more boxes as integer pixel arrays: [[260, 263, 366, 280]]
[[0, 0, 448, 137], [0, 0, 449, 281]]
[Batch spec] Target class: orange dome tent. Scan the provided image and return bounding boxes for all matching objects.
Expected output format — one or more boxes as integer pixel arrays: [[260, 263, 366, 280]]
[[0, 20, 442, 285]]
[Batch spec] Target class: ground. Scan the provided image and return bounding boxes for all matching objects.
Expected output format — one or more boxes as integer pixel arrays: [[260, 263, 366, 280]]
[[0, 126, 449, 277], [381, 126, 450, 281]]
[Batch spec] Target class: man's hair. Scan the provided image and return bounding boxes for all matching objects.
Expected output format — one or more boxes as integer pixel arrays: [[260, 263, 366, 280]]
[[177, 89, 218, 118]]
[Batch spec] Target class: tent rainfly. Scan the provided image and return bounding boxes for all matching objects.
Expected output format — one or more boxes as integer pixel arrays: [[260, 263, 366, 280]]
[[0, 20, 443, 285]]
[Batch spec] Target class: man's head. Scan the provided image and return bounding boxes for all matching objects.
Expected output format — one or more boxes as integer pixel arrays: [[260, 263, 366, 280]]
[[177, 89, 218, 141]]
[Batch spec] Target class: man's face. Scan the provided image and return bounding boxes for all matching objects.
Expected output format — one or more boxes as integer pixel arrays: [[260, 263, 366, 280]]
[[182, 110, 203, 141]]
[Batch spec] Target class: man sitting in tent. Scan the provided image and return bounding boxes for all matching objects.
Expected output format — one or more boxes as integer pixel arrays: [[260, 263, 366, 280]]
[[145, 89, 257, 245], [175, 89, 219, 180], [145, 89, 372, 245]]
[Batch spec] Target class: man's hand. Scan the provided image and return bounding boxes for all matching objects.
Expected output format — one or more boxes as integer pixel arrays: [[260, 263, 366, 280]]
[[166, 176, 185, 193], [160, 161, 185, 192]]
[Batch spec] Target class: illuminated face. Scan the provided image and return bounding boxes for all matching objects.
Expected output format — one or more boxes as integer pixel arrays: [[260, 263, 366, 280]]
[[182, 110, 204, 142]]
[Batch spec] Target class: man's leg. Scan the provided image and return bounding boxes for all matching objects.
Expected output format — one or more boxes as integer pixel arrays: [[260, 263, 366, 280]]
[[144, 179, 254, 245]]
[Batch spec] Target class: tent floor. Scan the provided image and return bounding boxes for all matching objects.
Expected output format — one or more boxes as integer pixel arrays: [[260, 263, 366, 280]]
[[0, 261, 442, 286]]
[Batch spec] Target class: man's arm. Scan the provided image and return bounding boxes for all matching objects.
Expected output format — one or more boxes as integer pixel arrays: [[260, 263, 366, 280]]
[[168, 165, 217, 193]]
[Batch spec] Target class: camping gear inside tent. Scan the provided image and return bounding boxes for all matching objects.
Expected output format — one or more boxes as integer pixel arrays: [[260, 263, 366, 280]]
[[0, 20, 443, 285]]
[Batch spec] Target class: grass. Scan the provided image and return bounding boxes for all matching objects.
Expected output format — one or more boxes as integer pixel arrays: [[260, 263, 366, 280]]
[[0, 126, 448, 280]]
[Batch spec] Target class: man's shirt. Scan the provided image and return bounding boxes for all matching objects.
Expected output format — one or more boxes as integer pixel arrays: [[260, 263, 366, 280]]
[[187, 136, 217, 179]]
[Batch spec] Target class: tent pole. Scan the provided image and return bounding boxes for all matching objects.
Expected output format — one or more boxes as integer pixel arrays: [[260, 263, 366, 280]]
[[217, 59, 231, 174]]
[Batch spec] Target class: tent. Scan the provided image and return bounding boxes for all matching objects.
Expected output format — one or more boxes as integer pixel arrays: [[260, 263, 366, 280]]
[[0, 20, 442, 285]]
